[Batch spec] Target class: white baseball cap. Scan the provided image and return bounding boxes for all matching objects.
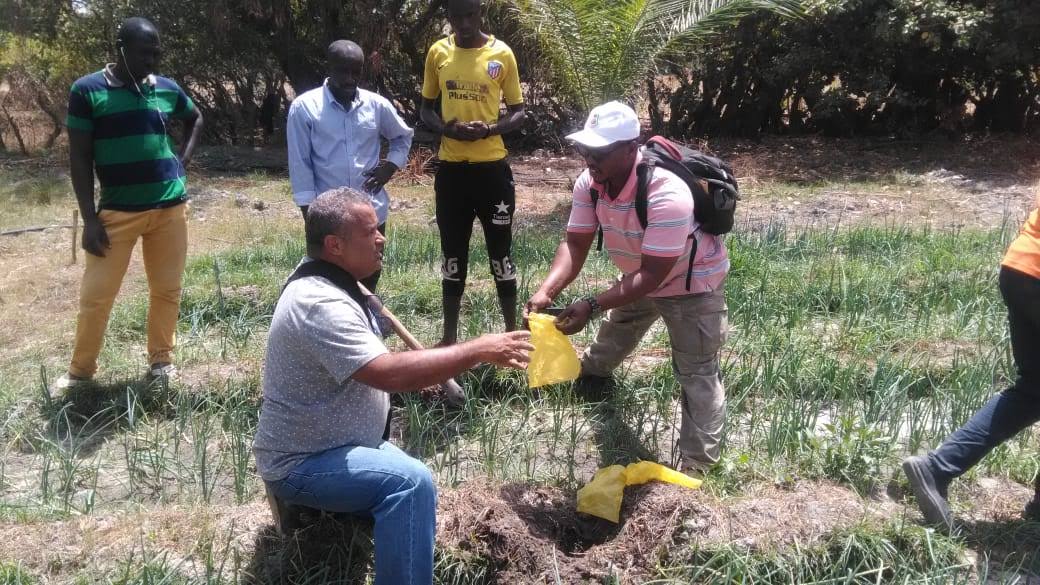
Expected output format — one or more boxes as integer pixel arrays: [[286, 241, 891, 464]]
[[566, 101, 641, 148]]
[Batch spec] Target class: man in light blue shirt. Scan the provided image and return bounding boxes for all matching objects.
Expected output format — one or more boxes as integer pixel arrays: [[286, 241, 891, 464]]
[[288, 40, 413, 289]]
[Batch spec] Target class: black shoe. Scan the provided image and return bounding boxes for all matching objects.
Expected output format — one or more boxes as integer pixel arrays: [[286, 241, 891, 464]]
[[573, 375, 612, 402], [902, 455, 953, 531]]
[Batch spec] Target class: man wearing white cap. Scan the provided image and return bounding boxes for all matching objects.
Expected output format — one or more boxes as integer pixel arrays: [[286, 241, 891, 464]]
[[525, 101, 730, 472]]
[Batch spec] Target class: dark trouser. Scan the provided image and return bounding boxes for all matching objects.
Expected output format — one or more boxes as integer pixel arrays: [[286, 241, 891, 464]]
[[928, 266, 1040, 483], [301, 204, 385, 291], [434, 159, 517, 298]]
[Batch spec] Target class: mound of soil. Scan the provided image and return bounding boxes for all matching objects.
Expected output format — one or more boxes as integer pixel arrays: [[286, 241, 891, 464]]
[[436, 479, 891, 584]]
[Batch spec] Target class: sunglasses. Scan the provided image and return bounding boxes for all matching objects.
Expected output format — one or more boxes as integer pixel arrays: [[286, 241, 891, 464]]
[[575, 140, 632, 162]]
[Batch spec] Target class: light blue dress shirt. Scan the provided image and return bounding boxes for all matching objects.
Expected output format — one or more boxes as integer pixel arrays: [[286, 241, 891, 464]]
[[287, 81, 414, 223]]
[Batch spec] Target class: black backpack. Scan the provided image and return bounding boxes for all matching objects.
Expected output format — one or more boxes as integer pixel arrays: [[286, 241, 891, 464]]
[[589, 136, 739, 290]]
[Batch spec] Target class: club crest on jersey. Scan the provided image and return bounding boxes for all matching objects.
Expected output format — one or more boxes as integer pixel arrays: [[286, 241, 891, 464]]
[[487, 60, 503, 80]]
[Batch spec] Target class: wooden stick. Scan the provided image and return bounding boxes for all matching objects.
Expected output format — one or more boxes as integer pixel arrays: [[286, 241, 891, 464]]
[[356, 283, 427, 350], [357, 282, 467, 406], [71, 210, 78, 264], [0, 224, 73, 236]]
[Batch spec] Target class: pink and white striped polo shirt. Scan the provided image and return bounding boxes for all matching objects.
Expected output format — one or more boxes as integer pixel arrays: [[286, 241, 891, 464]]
[[566, 151, 729, 297]]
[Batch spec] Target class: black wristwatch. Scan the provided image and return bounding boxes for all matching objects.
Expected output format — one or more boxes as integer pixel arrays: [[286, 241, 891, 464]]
[[584, 296, 602, 316]]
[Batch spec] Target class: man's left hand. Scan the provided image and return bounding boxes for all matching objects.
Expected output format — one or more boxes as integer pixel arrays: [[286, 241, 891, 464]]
[[363, 161, 398, 193], [555, 300, 593, 335], [466, 120, 491, 138]]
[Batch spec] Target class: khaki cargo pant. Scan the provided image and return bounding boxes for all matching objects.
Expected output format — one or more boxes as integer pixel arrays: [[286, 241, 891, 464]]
[[69, 204, 188, 378], [581, 287, 728, 468]]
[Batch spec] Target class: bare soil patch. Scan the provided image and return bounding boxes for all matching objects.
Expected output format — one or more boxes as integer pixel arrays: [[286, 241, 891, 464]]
[[437, 479, 898, 583], [2, 477, 1034, 583], [0, 227, 109, 377], [508, 135, 1040, 230]]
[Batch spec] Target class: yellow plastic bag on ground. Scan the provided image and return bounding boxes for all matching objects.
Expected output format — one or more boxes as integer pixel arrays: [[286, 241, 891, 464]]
[[576, 465, 628, 523], [576, 461, 702, 523], [526, 313, 581, 388], [624, 461, 703, 490]]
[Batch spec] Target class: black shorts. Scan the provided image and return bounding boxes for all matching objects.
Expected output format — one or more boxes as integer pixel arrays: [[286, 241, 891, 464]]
[[434, 159, 517, 297]]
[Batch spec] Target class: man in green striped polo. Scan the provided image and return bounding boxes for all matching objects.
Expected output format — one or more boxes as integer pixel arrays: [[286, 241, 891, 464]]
[[54, 17, 203, 392]]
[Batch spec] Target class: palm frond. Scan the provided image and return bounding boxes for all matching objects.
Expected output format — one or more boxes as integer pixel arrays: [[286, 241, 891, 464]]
[[512, 0, 805, 109], [603, 0, 662, 101], [653, 0, 803, 51]]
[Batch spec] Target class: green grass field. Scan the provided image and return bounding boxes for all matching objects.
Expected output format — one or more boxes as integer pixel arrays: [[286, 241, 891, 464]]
[[0, 146, 1038, 583]]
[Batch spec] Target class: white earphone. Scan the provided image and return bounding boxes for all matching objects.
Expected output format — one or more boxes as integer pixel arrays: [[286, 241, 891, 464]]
[[120, 44, 167, 136]]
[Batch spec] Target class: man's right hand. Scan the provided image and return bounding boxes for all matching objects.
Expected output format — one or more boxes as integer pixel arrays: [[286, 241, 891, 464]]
[[82, 218, 110, 257], [474, 331, 534, 370], [524, 290, 553, 319], [444, 119, 487, 142]]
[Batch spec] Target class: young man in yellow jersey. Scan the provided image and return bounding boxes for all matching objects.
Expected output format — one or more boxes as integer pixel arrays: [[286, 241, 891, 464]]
[[420, 0, 527, 346], [904, 187, 1040, 531]]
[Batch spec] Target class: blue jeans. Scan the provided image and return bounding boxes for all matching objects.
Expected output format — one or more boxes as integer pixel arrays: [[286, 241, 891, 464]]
[[269, 441, 437, 585], [929, 266, 1040, 484]]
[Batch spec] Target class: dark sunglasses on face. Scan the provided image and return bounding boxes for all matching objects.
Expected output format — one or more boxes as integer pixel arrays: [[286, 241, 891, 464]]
[[575, 141, 631, 162]]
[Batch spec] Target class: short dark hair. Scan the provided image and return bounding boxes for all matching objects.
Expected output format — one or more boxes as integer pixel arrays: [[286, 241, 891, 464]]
[[327, 39, 363, 63], [117, 17, 159, 45], [305, 188, 372, 257], [447, 0, 481, 14]]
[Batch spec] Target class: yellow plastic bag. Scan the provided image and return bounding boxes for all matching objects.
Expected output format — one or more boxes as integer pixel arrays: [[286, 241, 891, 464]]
[[624, 461, 703, 490], [526, 313, 581, 388], [576, 461, 702, 523], [576, 465, 628, 523]]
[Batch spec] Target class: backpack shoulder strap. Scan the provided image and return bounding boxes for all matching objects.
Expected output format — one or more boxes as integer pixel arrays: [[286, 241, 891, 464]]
[[588, 186, 603, 251], [635, 160, 654, 230], [685, 237, 698, 291], [588, 186, 600, 206]]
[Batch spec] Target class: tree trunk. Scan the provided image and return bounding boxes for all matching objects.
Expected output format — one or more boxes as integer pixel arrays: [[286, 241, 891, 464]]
[[0, 104, 29, 155], [35, 92, 64, 149], [646, 75, 664, 136]]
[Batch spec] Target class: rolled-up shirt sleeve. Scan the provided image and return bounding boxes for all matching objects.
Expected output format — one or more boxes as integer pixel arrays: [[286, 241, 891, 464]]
[[286, 100, 317, 206], [566, 170, 599, 234], [377, 98, 414, 170]]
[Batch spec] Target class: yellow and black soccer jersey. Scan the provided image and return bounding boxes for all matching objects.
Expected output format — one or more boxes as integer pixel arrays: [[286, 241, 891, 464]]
[[421, 34, 523, 162]]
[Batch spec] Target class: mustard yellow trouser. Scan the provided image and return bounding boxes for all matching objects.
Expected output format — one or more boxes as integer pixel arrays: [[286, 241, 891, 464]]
[[69, 204, 188, 378]]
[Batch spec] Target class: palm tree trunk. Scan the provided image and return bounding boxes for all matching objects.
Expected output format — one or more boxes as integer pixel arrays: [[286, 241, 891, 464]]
[[646, 75, 664, 136]]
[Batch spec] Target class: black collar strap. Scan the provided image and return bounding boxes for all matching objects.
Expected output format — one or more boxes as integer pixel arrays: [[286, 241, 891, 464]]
[[280, 259, 387, 335]]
